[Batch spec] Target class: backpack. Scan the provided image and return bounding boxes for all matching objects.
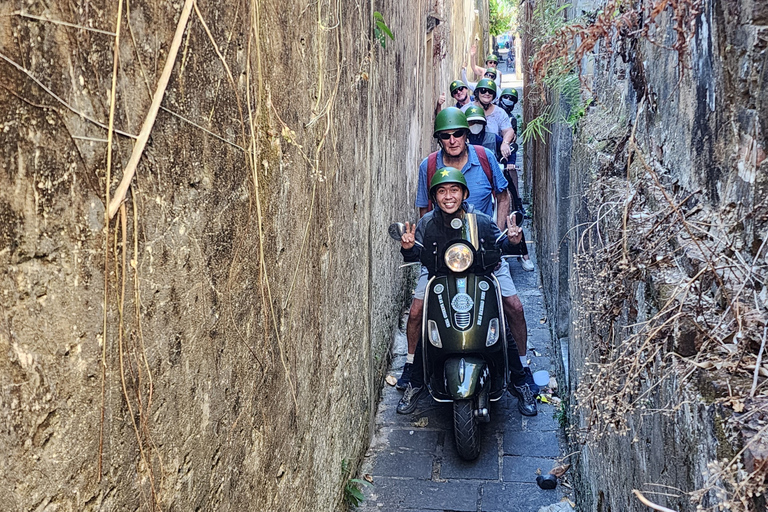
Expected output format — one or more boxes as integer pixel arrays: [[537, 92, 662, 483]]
[[426, 145, 495, 211]]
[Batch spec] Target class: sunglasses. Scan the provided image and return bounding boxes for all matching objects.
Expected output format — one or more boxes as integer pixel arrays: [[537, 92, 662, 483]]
[[452, 87, 467, 94], [501, 95, 515, 100], [437, 129, 467, 140], [476, 88, 493, 95]]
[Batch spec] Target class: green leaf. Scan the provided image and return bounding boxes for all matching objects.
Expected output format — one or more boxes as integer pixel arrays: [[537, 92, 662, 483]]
[[345, 485, 365, 506], [376, 22, 394, 40]]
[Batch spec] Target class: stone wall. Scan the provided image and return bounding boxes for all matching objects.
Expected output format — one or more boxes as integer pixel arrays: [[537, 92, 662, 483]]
[[0, 0, 484, 509], [528, 0, 768, 510]]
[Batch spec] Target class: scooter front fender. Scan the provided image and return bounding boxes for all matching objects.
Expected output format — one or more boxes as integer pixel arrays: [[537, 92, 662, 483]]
[[444, 356, 489, 400]]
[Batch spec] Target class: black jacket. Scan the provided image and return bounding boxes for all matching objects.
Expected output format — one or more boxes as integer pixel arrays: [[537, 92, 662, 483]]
[[401, 204, 516, 276]]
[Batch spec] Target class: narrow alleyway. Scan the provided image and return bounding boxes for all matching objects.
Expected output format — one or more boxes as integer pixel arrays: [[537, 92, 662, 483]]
[[358, 244, 567, 512], [358, 77, 571, 512]]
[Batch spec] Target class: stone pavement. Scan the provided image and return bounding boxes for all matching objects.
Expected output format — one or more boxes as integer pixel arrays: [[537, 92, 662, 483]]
[[357, 248, 568, 512]]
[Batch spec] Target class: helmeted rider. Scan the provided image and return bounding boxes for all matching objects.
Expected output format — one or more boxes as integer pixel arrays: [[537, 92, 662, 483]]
[[484, 53, 501, 88], [498, 87, 520, 199], [499, 87, 519, 117], [469, 47, 503, 90], [461, 79, 514, 162], [449, 79, 472, 109], [461, 66, 500, 100], [465, 105, 503, 160], [398, 167, 536, 416], [396, 107, 537, 416], [494, 87, 533, 272]]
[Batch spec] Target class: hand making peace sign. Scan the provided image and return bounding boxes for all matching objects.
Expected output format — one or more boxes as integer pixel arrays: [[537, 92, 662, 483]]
[[507, 213, 522, 245], [400, 222, 417, 250]]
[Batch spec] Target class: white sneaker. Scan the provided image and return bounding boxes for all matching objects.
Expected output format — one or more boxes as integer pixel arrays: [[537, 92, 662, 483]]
[[521, 258, 534, 271]]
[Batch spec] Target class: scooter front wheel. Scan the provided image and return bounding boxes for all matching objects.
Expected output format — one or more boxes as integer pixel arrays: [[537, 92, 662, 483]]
[[453, 399, 480, 460]]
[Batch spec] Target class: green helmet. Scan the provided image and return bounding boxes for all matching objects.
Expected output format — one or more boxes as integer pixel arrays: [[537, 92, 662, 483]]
[[433, 107, 469, 136], [484, 68, 498, 79], [429, 167, 469, 198], [485, 54, 499, 64], [450, 80, 468, 94], [464, 105, 486, 123], [475, 78, 497, 98], [500, 87, 518, 100]]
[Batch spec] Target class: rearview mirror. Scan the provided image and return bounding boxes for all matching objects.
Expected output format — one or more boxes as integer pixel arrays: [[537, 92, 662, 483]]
[[388, 222, 406, 241]]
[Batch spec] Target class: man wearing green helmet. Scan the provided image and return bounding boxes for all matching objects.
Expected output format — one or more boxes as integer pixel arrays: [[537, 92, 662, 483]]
[[396, 167, 537, 416], [436, 79, 474, 114], [449, 79, 472, 109], [462, 79, 515, 160], [417, 107, 508, 219]]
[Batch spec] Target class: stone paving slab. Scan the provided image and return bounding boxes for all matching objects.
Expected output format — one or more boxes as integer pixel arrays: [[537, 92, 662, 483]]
[[361, 477, 480, 511], [503, 430, 561, 457], [521, 405, 560, 432], [371, 429, 439, 479], [503, 455, 556, 482], [440, 430, 500, 480], [527, 329, 553, 351], [481, 482, 560, 512]]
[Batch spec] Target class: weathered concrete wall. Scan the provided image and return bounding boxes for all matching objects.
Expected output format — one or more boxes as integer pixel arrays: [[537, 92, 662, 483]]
[[0, 0, 483, 510], [529, 0, 768, 510]]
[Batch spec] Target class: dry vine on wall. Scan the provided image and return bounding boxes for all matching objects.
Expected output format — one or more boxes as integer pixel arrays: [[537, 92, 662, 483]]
[[526, 0, 768, 509]]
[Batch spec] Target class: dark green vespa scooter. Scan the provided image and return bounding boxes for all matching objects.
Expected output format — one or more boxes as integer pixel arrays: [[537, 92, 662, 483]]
[[390, 212, 512, 460]]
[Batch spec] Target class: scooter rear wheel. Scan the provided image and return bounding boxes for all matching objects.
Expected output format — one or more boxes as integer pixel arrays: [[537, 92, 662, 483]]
[[453, 400, 480, 460]]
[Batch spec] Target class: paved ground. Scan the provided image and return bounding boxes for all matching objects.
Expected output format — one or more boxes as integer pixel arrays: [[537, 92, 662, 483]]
[[357, 247, 567, 512]]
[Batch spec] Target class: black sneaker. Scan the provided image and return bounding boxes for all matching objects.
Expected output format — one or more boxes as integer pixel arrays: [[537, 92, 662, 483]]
[[523, 367, 540, 395], [510, 383, 538, 416], [396, 383, 424, 415], [396, 362, 413, 391]]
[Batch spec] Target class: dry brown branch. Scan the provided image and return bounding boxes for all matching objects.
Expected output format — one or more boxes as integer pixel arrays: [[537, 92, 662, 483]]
[[633, 489, 679, 512], [107, 0, 195, 219], [0, 52, 136, 139], [192, 1, 249, 150], [13, 11, 116, 35], [159, 106, 245, 151], [98, 0, 124, 480], [750, 326, 768, 397]]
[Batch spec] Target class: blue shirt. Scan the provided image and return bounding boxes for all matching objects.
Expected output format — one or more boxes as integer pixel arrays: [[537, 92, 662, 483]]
[[416, 145, 508, 218]]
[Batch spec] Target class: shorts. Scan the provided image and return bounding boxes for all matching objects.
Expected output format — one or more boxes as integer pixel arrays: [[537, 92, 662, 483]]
[[413, 262, 518, 300]]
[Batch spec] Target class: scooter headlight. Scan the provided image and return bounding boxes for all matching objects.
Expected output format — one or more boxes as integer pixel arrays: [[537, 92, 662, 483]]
[[444, 243, 473, 272], [428, 320, 442, 348], [486, 317, 500, 346]]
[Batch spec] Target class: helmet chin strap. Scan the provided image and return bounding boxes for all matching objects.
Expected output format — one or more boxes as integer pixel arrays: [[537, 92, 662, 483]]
[[480, 99, 493, 110]]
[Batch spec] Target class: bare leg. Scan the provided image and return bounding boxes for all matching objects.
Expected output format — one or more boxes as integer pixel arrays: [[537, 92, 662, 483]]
[[502, 295, 527, 357], [407, 298, 423, 356]]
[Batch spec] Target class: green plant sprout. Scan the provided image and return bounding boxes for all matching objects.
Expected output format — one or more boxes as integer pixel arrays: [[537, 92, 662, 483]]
[[373, 12, 394, 49], [341, 458, 373, 508]]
